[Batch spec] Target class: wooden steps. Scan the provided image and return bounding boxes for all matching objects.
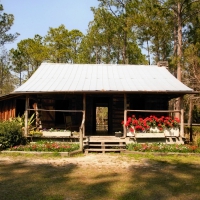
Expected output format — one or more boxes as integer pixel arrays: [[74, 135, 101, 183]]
[[84, 136, 126, 153]]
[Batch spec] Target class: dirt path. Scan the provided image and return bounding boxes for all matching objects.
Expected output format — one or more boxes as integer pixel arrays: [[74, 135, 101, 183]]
[[0, 153, 148, 169]]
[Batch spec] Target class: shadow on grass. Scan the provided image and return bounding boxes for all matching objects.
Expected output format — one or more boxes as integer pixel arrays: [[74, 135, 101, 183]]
[[0, 155, 200, 200], [120, 159, 200, 200]]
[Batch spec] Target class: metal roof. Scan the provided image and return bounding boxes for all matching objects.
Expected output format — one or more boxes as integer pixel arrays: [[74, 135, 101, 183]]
[[13, 63, 194, 94]]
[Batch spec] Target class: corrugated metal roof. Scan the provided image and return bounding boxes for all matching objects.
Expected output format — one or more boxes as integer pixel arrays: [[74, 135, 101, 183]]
[[13, 63, 193, 93]]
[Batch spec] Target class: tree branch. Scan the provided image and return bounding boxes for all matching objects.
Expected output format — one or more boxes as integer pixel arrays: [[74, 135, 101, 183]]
[[182, 9, 200, 24], [181, 0, 200, 12]]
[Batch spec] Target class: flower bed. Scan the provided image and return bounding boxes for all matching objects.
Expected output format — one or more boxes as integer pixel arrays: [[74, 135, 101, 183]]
[[8, 141, 79, 152], [122, 115, 180, 136], [126, 143, 200, 153]]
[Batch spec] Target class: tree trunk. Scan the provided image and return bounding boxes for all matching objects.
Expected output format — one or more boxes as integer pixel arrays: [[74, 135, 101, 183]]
[[175, 2, 183, 119], [177, 1, 182, 81]]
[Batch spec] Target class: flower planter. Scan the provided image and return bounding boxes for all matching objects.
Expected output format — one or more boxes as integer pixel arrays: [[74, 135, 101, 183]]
[[30, 134, 42, 137], [164, 128, 179, 137], [149, 127, 161, 133], [127, 127, 135, 136], [136, 133, 165, 138], [42, 131, 71, 137]]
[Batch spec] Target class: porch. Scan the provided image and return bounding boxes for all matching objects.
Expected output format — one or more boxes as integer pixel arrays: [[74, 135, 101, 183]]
[[20, 92, 185, 153]]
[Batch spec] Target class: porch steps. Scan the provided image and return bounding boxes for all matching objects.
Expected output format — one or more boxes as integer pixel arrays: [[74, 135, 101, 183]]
[[84, 136, 127, 153], [166, 137, 184, 144]]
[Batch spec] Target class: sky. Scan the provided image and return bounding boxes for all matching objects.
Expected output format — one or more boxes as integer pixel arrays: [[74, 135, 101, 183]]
[[1, 0, 99, 51]]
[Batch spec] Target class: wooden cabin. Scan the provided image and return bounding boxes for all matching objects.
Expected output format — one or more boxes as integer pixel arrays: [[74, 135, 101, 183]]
[[0, 63, 195, 148]]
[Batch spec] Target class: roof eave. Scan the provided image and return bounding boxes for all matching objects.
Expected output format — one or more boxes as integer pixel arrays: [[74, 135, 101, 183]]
[[12, 90, 198, 95]]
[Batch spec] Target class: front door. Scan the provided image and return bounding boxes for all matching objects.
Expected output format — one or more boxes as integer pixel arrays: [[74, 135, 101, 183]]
[[95, 105, 108, 135], [93, 97, 110, 135]]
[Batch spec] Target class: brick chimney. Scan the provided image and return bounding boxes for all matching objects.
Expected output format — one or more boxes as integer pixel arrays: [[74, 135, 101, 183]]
[[157, 61, 168, 67]]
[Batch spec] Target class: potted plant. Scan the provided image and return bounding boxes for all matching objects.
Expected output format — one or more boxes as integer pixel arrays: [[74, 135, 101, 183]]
[[29, 130, 43, 137], [163, 117, 180, 136], [115, 131, 123, 137]]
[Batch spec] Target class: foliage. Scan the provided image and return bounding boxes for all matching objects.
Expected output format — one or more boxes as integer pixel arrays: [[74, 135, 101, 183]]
[[0, 4, 19, 46], [10, 34, 49, 80], [84, 5, 147, 64], [29, 130, 43, 137], [122, 115, 180, 132], [126, 143, 200, 153], [183, 43, 200, 91], [192, 126, 200, 133], [0, 3, 19, 95], [197, 137, 200, 147], [9, 141, 79, 152], [0, 48, 17, 96], [44, 25, 83, 63], [96, 107, 108, 125], [0, 120, 26, 149], [10, 113, 36, 130]]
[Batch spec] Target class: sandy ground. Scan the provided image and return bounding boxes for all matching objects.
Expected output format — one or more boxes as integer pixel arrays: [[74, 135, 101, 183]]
[[0, 153, 149, 169]]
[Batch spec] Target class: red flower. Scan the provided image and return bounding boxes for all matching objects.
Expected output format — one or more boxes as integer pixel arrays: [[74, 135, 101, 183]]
[[130, 127, 134, 132]]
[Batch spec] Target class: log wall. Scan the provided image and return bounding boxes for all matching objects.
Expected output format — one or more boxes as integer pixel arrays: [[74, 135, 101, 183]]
[[0, 99, 16, 120]]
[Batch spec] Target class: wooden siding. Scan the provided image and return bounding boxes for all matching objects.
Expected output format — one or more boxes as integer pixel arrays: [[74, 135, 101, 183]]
[[85, 95, 93, 135], [112, 94, 124, 133], [0, 99, 16, 120], [129, 94, 169, 117]]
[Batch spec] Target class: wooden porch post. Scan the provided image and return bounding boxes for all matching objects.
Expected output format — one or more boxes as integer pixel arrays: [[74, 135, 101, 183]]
[[188, 95, 194, 142], [24, 95, 29, 137], [83, 93, 86, 137], [123, 93, 127, 137], [79, 93, 86, 151], [180, 96, 184, 138]]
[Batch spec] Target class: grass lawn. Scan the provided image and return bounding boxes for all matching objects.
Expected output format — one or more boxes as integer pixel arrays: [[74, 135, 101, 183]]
[[0, 153, 200, 200]]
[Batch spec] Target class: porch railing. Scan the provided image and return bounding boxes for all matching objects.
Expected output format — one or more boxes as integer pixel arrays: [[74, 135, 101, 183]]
[[26, 108, 85, 151]]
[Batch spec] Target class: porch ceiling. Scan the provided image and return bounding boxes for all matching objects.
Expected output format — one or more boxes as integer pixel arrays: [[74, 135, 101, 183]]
[[13, 63, 194, 95]]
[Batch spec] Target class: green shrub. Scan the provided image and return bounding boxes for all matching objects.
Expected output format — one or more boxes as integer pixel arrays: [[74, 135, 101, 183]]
[[0, 120, 27, 150], [185, 126, 200, 134], [197, 137, 200, 147], [192, 126, 200, 133], [10, 113, 36, 130]]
